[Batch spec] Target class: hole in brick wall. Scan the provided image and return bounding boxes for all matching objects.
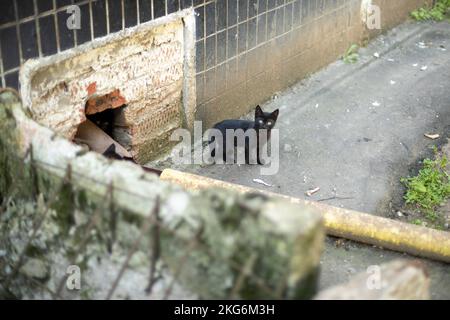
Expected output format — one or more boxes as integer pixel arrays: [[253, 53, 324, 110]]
[[73, 88, 133, 160], [88, 108, 120, 138]]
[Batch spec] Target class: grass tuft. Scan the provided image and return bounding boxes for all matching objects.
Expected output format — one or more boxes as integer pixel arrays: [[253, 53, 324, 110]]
[[411, 0, 450, 21], [342, 44, 359, 64], [402, 147, 450, 220]]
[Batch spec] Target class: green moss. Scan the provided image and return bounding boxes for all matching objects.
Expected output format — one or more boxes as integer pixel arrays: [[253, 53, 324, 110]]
[[159, 189, 321, 299], [51, 182, 76, 235]]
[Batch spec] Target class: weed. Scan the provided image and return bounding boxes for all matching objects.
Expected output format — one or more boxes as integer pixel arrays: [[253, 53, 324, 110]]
[[426, 211, 439, 222], [343, 44, 359, 64], [401, 148, 450, 222], [411, 0, 450, 21]]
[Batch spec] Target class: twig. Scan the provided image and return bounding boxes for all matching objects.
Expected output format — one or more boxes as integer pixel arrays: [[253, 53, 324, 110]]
[[317, 196, 354, 202], [228, 253, 257, 299]]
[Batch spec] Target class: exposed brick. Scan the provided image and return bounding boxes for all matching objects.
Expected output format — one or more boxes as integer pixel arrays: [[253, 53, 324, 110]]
[[85, 89, 127, 115]]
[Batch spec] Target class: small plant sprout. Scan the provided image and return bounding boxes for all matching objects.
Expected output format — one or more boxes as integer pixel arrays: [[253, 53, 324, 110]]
[[343, 44, 360, 64]]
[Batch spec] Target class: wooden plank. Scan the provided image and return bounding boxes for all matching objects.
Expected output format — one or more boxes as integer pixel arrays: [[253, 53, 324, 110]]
[[74, 119, 132, 158]]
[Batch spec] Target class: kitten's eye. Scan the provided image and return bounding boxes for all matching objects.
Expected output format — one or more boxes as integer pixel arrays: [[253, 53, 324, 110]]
[[267, 121, 273, 126], [258, 119, 264, 124]]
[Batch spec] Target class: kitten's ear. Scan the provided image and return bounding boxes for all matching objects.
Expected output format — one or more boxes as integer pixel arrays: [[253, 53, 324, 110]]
[[104, 144, 116, 155], [255, 105, 263, 117], [271, 109, 279, 120]]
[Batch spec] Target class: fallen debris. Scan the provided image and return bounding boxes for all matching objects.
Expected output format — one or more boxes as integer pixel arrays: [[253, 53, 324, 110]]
[[252, 179, 274, 187], [372, 101, 381, 107], [306, 187, 321, 197], [417, 42, 428, 49], [424, 133, 440, 140], [317, 196, 354, 202]]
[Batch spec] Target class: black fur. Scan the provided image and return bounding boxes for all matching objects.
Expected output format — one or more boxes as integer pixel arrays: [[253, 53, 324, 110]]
[[102, 144, 134, 162], [209, 105, 279, 164], [102, 144, 123, 160]]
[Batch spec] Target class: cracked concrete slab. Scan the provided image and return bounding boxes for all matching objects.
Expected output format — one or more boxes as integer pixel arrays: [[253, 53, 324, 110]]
[[151, 20, 450, 299]]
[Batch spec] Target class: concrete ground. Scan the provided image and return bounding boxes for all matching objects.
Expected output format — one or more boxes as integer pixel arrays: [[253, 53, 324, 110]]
[[153, 21, 450, 299]]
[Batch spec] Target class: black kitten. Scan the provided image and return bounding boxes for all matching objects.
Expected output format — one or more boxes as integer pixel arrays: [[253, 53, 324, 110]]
[[88, 109, 115, 136], [209, 105, 279, 164], [102, 144, 134, 162], [102, 144, 124, 160]]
